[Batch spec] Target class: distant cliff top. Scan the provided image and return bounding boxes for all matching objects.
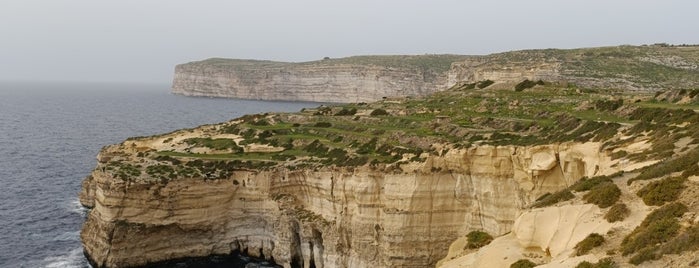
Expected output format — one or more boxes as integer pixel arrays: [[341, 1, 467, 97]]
[[185, 54, 472, 73], [173, 45, 699, 103]]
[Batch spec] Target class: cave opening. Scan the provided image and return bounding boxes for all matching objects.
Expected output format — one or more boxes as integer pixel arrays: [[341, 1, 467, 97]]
[[290, 223, 303, 268]]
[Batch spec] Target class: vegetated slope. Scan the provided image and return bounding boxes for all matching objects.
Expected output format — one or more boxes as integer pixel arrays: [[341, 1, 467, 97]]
[[174, 45, 699, 103], [85, 79, 699, 267], [448, 45, 699, 91]]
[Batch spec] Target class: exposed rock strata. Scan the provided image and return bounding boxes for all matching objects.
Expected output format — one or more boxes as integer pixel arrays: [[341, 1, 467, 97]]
[[172, 47, 699, 102], [171, 59, 454, 103], [80, 142, 614, 268]]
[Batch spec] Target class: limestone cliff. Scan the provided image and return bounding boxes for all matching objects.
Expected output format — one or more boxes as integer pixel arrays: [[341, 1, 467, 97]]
[[447, 45, 699, 91], [172, 46, 699, 103], [80, 139, 613, 268], [172, 55, 467, 103]]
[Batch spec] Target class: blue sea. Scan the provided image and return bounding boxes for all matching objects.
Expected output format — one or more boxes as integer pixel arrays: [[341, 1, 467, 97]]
[[0, 82, 318, 267]]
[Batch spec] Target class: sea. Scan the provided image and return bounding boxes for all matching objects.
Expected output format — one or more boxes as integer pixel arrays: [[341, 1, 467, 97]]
[[0, 81, 319, 268]]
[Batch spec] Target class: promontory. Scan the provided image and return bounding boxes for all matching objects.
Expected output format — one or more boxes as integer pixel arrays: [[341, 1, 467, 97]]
[[83, 45, 699, 267]]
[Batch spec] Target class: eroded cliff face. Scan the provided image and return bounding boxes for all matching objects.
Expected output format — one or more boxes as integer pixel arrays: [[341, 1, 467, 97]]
[[80, 142, 614, 268], [172, 60, 451, 103]]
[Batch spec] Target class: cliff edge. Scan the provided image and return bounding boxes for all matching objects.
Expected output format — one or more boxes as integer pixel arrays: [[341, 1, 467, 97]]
[[172, 45, 699, 103]]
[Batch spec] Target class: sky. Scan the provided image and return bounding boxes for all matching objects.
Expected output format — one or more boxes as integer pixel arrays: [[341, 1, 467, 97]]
[[0, 0, 698, 84]]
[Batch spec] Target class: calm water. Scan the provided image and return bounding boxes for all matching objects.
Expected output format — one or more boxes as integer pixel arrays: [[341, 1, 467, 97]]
[[0, 82, 318, 267]]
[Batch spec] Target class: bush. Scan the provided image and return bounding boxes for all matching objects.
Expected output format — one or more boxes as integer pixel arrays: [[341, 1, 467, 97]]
[[334, 107, 357, 116], [636, 176, 686, 206], [576, 258, 616, 268], [628, 149, 699, 185], [604, 203, 630, 222], [583, 182, 620, 208], [629, 247, 661, 265], [514, 79, 544, 92], [533, 189, 575, 208], [304, 139, 329, 156], [571, 175, 613, 192], [575, 233, 605, 256], [477, 79, 495, 89], [370, 108, 389, 116], [313, 122, 332, 128], [466, 230, 493, 249], [659, 224, 699, 255], [510, 259, 537, 268], [595, 99, 624, 111], [621, 202, 687, 256]]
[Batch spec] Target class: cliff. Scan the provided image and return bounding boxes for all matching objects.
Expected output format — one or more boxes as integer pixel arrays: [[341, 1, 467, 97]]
[[86, 73, 699, 267], [172, 46, 699, 103], [171, 55, 468, 103], [448, 45, 699, 91], [80, 138, 613, 268]]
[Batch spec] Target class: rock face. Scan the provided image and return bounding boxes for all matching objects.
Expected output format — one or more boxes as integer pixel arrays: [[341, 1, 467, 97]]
[[171, 56, 463, 103], [80, 142, 613, 268], [446, 45, 699, 91], [172, 46, 699, 102]]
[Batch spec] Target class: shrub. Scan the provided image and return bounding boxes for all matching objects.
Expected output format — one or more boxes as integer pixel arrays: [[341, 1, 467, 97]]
[[604, 203, 630, 222], [334, 107, 357, 116], [356, 138, 378, 155], [595, 99, 623, 111], [313, 122, 332, 128], [629, 247, 661, 265], [621, 202, 687, 256], [304, 140, 329, 156], [477, 79, 495, 89], [576, 258, 616, 268], [510, 259, 537, 268], [515, 79, 545, 92], [466, 230, 493, 249], [574, 233, 605, 256], [583, 182, 621, 208], [533, 189, 575, 208], [571, 175, 613, 192], [659, 224, 699, 255], [370, 108, 389, 116], [628, 151, 699, 184], [636, 176, 686, 206]]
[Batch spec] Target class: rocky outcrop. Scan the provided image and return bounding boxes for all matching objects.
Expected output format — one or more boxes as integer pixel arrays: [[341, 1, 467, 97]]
[[446, 45, 699, 91], [171, 56, 464, 103], [80, 142, 615, 268], [172, 46, 699, 102]]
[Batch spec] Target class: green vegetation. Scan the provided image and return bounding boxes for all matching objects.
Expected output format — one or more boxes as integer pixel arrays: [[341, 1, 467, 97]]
[[571, 173, 620, 192], [510, 259, 537, 268], [628, 150, 699, 185], [636, 176, 687, 206], [476, 79, 494, 89], [604, 203, 630, 223], [583, 182, 621, 208], [465, 230, 493, 249], [574, 233, 605, 256], [105, 161, 141, 180], [515, 79, 545, 91], [575, 258, 616, 268], [621, 202, 687, 260], [184, 137, 243, 152], [370, 108, 389, 116], [533, 189, 575, 208]]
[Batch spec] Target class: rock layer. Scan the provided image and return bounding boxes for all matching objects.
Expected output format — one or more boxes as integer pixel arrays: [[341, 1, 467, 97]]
[[171, 57, 457, 103], [80, 142, 613, 268]]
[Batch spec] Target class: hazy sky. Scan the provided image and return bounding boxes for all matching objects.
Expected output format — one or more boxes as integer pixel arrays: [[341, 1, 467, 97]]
[[1, 0, 698, 84]]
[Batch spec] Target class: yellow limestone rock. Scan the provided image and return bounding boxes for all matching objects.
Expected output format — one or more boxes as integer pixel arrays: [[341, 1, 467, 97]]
[[80, 142, 613, 268], [439, 204, 612, 268]]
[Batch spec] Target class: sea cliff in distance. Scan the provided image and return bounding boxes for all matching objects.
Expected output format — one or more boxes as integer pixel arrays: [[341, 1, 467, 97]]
[[172, 44, 699, 103], [81, 44, 699, 268]]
